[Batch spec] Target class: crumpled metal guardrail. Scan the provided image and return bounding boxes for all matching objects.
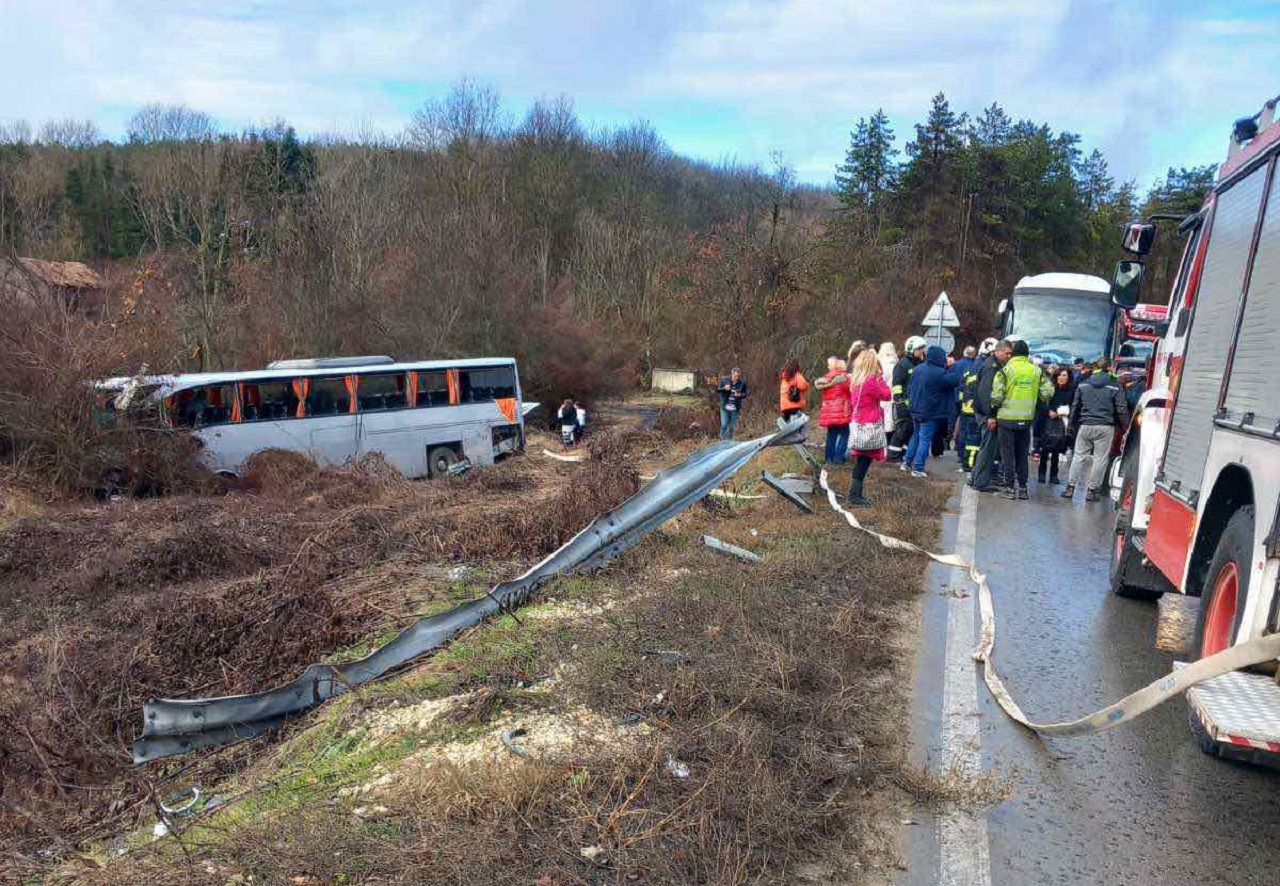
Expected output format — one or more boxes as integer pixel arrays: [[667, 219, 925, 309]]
[[133, 416, 807, 762]]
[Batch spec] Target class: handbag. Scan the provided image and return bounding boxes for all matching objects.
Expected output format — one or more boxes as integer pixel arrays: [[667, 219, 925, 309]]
[[847, 378, 886, 451]]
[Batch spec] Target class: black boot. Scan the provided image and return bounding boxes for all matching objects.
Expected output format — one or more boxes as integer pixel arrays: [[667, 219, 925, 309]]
[[847, 477, 869, 508]]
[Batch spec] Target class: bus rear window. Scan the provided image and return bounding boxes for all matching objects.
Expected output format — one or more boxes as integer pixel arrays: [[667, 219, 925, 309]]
[[461, 367, 516, 402]]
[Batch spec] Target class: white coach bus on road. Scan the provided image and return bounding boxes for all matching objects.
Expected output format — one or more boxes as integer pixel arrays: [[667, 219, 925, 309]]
[[99, 356, 530, 479]]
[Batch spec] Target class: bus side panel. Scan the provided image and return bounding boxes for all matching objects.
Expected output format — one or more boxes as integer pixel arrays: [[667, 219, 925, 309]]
[[1200, 432, 1280, 643], [1147, 487, 1198, 591]]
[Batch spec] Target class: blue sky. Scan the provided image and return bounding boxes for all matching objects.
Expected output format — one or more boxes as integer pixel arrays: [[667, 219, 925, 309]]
[[2, 0, 1277, 191]]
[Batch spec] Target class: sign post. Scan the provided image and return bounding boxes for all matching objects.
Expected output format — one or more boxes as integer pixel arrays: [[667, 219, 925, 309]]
[[921, 291, 960, 354]]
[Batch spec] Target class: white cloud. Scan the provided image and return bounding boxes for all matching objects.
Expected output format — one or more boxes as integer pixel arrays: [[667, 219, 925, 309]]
[[0, 0, 1276, 184]]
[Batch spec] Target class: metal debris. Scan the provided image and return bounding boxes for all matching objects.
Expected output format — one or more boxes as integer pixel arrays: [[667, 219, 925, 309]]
[[700, 534, 762, 563], [132, 417, 808, 762], [500, 727, 529, 758], [761, 470, 814, 513]]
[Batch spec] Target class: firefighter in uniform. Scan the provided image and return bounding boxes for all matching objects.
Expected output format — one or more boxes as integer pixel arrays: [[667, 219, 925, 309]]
[[888, 336, 927, 461], [958, 340, 993, 472]]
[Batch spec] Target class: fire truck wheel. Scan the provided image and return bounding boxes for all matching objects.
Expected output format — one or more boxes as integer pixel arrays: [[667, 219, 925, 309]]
[[1194, 505, 1256, 660], [1109, 473, 1163, 601]]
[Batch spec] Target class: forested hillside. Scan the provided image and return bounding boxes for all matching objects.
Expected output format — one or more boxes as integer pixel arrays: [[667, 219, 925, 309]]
[[1, 85, 1214, 403]]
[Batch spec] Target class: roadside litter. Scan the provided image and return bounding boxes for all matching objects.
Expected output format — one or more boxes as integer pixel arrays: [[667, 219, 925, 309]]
[[701, 534, 762, 563], [815, 469, 1280, 738], [542, 449, 585, 463], [761, 470, 813, 514]]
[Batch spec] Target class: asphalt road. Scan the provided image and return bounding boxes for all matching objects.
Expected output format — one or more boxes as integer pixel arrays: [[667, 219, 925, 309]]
[[903, 453, 1280, 886]]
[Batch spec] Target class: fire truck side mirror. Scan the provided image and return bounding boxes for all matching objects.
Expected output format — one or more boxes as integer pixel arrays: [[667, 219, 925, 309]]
[[1121, 221, 1157, 255], [1111, 260, 1144, 309], [995, 298, 1009, 330]]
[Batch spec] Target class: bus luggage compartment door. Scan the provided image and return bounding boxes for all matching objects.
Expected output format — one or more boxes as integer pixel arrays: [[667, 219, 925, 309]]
[[308, 416, 359, 467]]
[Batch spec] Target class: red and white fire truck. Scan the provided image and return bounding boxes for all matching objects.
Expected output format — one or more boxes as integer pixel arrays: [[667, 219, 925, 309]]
[[1109, 93, 1280, 763]]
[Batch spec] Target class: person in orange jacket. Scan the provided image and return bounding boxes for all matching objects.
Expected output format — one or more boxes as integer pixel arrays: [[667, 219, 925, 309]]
[[779, 358, 810, 422]]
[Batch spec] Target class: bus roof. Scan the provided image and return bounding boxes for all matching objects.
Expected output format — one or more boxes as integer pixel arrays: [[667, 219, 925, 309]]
[[96, 357, 518, 396], [1013, 272, 1111, 296]]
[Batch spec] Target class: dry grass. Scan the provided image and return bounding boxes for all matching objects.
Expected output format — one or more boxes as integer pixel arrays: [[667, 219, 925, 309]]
[[30, 446, 958, 885], [0, 431, 641, 862]]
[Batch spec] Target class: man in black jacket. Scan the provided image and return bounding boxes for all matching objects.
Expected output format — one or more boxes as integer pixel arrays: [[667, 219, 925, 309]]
[[1062, 358, 1130, 501], [968, 338, 1010, 492]]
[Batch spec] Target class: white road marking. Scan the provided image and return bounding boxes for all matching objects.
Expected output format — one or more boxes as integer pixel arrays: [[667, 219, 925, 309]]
[[938, 483, 991, 886]]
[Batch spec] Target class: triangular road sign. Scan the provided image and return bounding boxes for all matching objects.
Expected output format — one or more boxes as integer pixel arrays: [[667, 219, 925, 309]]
[[921, 291, 961, 327]]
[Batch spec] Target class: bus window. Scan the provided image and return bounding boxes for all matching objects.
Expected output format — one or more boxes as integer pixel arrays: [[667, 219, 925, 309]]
[[242, 380, 297, 422], [460, 366, 516, 403], [413, 371, 450, 407], [304, 377, 349, 416], [358, 372, 406, 411], [172, 384, 237, 427]]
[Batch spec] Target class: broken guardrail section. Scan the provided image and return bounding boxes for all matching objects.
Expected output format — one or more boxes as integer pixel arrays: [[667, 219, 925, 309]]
[[133, 416, 808, 762]]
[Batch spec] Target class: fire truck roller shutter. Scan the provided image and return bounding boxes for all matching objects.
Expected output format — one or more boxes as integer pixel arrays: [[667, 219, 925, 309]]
[[1162, 165, 1268, 501], [1223, 165, 1280, 427]]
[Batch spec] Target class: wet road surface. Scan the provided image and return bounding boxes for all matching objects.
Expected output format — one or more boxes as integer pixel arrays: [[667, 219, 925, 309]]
[[903, 455, 1280, 885]]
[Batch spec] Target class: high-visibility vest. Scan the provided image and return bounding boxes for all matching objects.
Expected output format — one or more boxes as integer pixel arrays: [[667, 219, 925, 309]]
[[960, 368, 979, 415], [992, 356, 1051, 422]]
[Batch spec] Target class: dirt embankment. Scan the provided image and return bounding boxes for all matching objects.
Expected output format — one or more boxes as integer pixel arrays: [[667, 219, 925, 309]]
[[0, 431, 639, 858], [5, 414, 956, 884]]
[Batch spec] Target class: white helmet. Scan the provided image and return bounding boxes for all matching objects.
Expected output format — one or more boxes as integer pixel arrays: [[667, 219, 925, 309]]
[[904, 335, 928, 353], [978, 337, 999, 356]]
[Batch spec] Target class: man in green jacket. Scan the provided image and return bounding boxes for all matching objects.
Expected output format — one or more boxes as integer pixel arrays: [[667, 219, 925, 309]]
[[989, 339, 1053, 500]]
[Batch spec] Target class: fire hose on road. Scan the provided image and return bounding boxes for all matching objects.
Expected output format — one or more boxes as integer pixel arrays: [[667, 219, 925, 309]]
[[816, 469, 1280, 737]]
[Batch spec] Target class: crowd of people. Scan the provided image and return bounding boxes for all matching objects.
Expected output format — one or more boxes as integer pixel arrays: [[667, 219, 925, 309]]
[[713, 334, 1134, 507]]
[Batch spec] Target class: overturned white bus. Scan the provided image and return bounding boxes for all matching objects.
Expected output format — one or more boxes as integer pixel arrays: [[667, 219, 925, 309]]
[[98, 356, 531, 478]]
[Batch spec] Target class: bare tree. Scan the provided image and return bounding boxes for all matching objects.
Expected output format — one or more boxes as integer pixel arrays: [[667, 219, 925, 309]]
[[127, 104, 216, 144], [38, 119, 100, 149]]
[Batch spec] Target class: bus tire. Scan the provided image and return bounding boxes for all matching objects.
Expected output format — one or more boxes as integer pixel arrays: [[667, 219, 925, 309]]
[[1194, 505, 1255, 659], [428, 446, 459, 479], [1109, 470, 1165, 601]]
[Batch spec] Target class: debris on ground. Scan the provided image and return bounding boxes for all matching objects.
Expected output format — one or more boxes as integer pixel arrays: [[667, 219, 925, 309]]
[[701, 533, 762, 563], [761, 469, 815, 513]]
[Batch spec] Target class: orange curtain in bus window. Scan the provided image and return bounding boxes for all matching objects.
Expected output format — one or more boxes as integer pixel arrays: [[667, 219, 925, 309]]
[[407, 371, 419, 407], [446, 369, 460, 405], [496, 397, 518, 424], [231, 383, 243, 422], [291, 378, 310, 418], [345, 375, 359, 413]]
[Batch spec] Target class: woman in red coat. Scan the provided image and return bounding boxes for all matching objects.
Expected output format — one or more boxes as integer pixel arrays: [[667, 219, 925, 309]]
[[815, 356, 851, 464], [845, 349, 892, 506]]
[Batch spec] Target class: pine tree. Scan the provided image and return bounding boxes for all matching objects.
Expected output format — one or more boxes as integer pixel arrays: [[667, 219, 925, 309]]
[[834, 109, 898, 213]]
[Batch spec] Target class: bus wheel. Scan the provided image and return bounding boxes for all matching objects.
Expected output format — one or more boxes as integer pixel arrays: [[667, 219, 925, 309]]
[[428, 446, 459, 479], [1194, 505, 1255, 659], [1109, 473, 1163, 601]]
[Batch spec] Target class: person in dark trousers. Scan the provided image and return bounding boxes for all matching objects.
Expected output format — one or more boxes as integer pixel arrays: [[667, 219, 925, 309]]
[[717, 368, 748, 440], [845, 348, 892, 506], [1037, 367, 1075, 484], [990, 339, 1052, 499], [958, 341, 992, 473], [816, 357, 852, 463], [902, 345, 962, 477], [968, 338, 1009, 492], [888, 336, 926, 461], [1062, 357, 1130, 501], [951, 345, 977, 463]]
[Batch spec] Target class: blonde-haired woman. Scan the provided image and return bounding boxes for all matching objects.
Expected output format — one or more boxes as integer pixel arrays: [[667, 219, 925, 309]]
[[845, 348, 892, 506]]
